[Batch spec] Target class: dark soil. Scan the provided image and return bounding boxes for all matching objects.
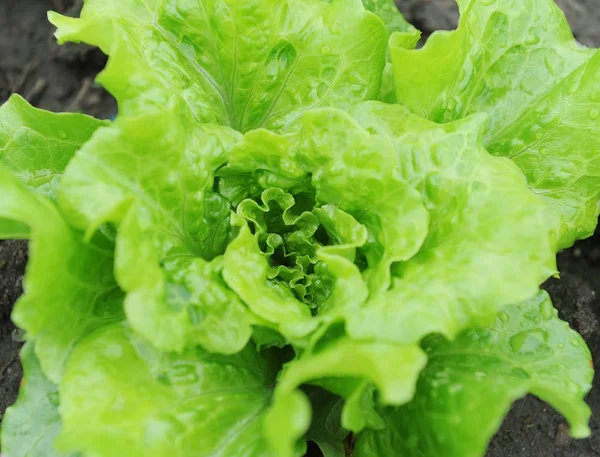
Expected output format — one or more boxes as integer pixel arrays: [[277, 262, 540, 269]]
[[0, 1, 599, 456]]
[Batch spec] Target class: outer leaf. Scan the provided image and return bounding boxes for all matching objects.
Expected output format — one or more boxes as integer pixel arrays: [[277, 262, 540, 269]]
[[0, 94, 107, 200], [265, 338, 426, 457], [0, 166, 123, 383], [56, 323, 276, 457], [49, 0, 387, 132], [347, 102, 556, 345], [1, 344, 80, 457], [359, 0, 415, 36], [355, 291, 594, 457], [59, 111, 254, 353], [305, 388, 348, 457], [390, 0, 600, 248]]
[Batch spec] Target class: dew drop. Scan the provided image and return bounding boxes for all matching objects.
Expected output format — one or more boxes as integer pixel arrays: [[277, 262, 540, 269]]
[[168, 363, 200, 385], [524, 34, 540, 46], [590, 91, 600, 102], [320, 45, 331, 54], [568, 83, 578, 95], [47, 391, 60, 406], [570, 338, 581, 347], [188, 306, 206, 327], [57, 130, 67, 140], [447, 97, 460, 112], [11, 328, 26, 343], [448, 383, 463, 394], [509, 329, 548, 354], [480, 0, 497, 5], [156, 372, 171, 386], [317, 82, 329, 99], [474, 371, 487, 380], [544, 56, 556, 75], [498, 312, 510, 323], [538, 298, 554, 320], [557, 343, 566, 349], [589, 108, 599, 120]]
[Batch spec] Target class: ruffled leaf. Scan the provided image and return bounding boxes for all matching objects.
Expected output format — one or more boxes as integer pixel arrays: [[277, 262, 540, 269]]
[[1, 343, 80, 457], [49, 0, 387, 132], [355, 291, 593, 457], [347, 102, 555, 344], [265, 337, 426, 457], [0, 166, 123, 382], [56, 323, 276, 457], [0, 94, 107, 200], [390, 0, 600, 249], [58, 110, 255, 354], [224, 109, 429, 298]]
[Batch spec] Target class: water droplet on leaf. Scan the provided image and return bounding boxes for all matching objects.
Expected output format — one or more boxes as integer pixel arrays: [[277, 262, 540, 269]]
[[509, 329, 548, 354], [539, 299, 554, 320], [188, 306, 206, 327], [11, 328, 26, 342], [47, 392, 60, 406], [570, 338, 581, 347], [168, 364, 200, 385]]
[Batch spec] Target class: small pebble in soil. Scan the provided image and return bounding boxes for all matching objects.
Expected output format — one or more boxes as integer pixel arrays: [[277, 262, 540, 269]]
[[555, 423, 572, 448], [10, 328, 26, 343]]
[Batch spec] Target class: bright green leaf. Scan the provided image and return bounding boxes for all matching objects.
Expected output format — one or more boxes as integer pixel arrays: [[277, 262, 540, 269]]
[[355, 291, 593, 457], [59, 111, 255, 354], [1, 343, 80, 457], [266, 337, 426, 457], [56, 323, 276, 457], [390, 0, 600, 249], [0, 94, 107, 200], [347, 102, 556, 344], [305, 388, 348, 457], [359, 0, 415, 36], [0, 166, 123, 383], [49, 0, 387, 132], [225, 109, 429, 297]]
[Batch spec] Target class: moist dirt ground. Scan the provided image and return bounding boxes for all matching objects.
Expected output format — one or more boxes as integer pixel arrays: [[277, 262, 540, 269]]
[[0, 1, 599, 456]]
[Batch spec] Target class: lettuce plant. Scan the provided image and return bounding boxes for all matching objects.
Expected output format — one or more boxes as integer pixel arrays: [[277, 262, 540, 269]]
[[0, 0, 597, 456]]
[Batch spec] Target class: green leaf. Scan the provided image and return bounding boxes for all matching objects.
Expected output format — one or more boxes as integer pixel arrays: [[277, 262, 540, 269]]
[[225, 109, 429, 298], [355, 291, 593, 457], [390, 0, 600, 249], [223, 215, 317, 343], [0, 166, 123, 383], [56, 323, 276, 457], [265, 337, 426, 457], [346, 102, 556, 345], [359, 0, 415, 36], [305, 388, 348, 457], [49, 0, 387, 132], [1, 343, 80, 457], [59, 111, 255, 354], [0, 94, 107, 200]]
